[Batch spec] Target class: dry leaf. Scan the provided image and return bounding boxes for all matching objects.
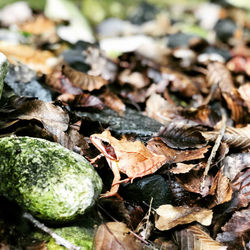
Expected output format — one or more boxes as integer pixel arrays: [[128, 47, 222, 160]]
[[155, 204, 213, 231], [119, 69, 150, 89], [207, 62, 244, 123], [157, 119, 206, 149], [227, 56, 250, 76], [94, 222, 142, 250], [238, 83, 250, 112], [100, 90, 126, 116], [223, 153, 250, 181], [209, 170, 232, 207], [147, 138, 209, 163], [175, 170, 213, 196], [18, 15, 56, 35], [62, 64, 108, 91], [181, 105, 220, 127], [17, 99, 69, 132], [73, 93, 105, 110], [174, 225, 227, 250], [202, 126, 250, 150], [84, 46, 117, 81], [145, 93, 179, 125], [170, 163, 197, 174], [216, 208, 250, 249], [0, 41, 58, 74]]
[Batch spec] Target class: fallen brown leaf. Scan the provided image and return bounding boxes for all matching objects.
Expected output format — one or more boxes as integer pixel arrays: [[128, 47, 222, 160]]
[[147, 138, 209, 163], [208, 170, 233, 207], [174, 225, 227, 250], [94, 222, 142, 250], [216, 208, 250, 249], [62, 64, 108, 91], [100, 90, 126, 116]]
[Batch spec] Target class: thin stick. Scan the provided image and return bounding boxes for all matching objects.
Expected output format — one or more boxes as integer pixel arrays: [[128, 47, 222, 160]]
[[23, 212, 80, 250], [200, 108, 227, 191]]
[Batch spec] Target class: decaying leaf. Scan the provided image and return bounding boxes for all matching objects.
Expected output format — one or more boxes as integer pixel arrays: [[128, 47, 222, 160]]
[[147, 138, 209, 164], [94, 222, 142, 250], [119, 69, 150, 89], [231, 169, 250, 205], [170, 163, 197, 174], [62, 64, 108, 91], [216, 208, 250, 249], [157, 119, 206, 149], [223, 153, 250, 181], [175, 170, 213, 197], [238, 83, 250, 112], [180, 105, 220, 127], [155, 204, 213, 231], [100, 90, 126, 116], [208, 170, 233, 207], [206, 62, 244, 123], [145, 93, 179, 124], [202, 125, 250, 150], [174, 225, 227, 250], [72, 93, 105, 110], [0, 41, 58, 74], [16, 99, 69, 133], [84, 46, 117, 81]]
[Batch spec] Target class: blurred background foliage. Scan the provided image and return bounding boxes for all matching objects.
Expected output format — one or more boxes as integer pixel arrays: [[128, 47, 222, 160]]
[[0, 0, 207, 24]]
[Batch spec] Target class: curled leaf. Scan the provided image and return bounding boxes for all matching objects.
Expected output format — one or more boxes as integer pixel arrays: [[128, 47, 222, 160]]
[[62, 64, 108, 91]]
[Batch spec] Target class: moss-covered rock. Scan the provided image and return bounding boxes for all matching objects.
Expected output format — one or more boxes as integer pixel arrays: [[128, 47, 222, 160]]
[[0, 136, 102, 222]]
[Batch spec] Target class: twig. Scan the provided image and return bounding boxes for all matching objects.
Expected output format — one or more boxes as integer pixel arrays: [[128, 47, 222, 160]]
[[200, 108, 227, 191], [23, 212, 80, 250]]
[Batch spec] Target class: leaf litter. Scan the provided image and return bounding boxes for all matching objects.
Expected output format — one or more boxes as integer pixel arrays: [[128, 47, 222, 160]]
[[0, 0, 250, 249]]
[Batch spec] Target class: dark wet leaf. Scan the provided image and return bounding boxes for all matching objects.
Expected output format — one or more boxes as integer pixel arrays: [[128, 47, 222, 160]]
[[156, 119, 207, 149], [216, 208, 250, 250]]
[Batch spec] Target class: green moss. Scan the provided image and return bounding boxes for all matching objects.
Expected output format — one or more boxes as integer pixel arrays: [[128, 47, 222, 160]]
[[0, 136, 102, 222]]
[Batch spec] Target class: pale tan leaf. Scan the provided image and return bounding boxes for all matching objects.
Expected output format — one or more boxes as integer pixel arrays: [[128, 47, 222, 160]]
[[238, 83, 250, 112], [145, 93, 179, 125], [174, 225, 227, 250], [0, 41, 58, 74], [170, 163, 197, 174], [155, 204, 213, 231], [119, 69, 150, 88], [62, 64, 108, 92]]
